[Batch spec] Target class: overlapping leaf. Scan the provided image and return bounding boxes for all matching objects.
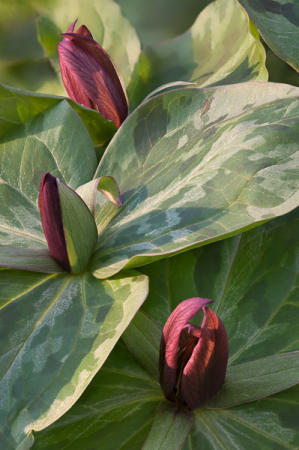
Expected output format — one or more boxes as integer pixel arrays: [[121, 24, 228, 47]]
[[0, 270, 148, 449], [0, 99, 97, 259], [91, 82, 299, 278], [128, 0, 267, 106], [33, 210, 299, 448], [142, 209, 299, 363], [0, 82, 116, 147], [239, 0, 299, 72]]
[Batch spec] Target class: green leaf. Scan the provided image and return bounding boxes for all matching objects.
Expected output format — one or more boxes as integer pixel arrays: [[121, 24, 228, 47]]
[[32, 340, 161, 450], [57, 181, 98, 274], [116, 0, 208, 47], [37, 0, 141, 90], [32, 212, 299, 448], [122, 311, 161, 380], [91, 82, 299, 279], [0, 100, 98, 270], [0, 270, 148, 448], [76, 176, 122, 216], [0, 247, 63, 273], [129, 0, 267, 106], [239, 0, 299, 73], [210, 352, 299, 408], [0, 82, 116, 146], [142, 402, 194, 450]]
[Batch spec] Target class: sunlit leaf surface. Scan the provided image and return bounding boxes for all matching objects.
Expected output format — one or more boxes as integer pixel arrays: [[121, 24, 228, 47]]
[[91, 82, 299, 278]]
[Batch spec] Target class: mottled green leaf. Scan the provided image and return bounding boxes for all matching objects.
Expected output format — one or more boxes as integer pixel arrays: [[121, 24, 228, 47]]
[[0, 100, 97, 269], [37, 0, 141, 90], [32, 340, 161, 450], [0, 82, 116, 146], [0, 270, 148, 449], [129, 0, 267, 106], [142, 402, 194, 450], [91, 82, 299, 278], [239, 0, 299, 72]]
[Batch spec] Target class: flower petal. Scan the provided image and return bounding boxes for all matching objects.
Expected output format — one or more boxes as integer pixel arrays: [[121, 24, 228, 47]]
[[58, 23, 128, 127], [180, 307, 229, 409], [159, 297, 212, 400], [39, 173, 70, 271]]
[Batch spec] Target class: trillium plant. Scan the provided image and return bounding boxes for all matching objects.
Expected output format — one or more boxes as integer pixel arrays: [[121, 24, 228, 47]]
[[0, 0, 298, 448]]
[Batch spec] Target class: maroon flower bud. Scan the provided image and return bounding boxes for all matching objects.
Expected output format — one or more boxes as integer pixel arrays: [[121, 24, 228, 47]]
[[58, 19, 128, 128], [39, 173, 98, 274], [39, 173, 70, 272], [159, 298, 228, 409]]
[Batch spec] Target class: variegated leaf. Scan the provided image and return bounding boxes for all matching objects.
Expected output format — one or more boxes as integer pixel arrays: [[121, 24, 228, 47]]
[[0, 270, 148, 448], [91, 82, 299, 278]]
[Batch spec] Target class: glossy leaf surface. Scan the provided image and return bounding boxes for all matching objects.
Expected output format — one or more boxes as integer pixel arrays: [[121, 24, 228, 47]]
[[91, 82, 299, 278], [239, 0, 299, 72], [129, 0, 267, 106], [0, 270, 148, 448]]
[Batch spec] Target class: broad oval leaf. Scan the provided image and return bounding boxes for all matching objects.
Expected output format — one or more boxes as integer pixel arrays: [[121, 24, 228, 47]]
[[0, 270, 148, 448], [91, 82, 299, 279], [239, 0, 299, 73], [129, 0, 267, 106]]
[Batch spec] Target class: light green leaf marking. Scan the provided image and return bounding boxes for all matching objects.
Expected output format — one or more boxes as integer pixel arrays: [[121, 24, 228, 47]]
[[91, 82, 299, 278], [0, 270, 148, 448]]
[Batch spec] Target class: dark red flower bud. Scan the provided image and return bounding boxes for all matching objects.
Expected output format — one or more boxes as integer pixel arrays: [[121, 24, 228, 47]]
[[39, 173, 70, 271], [159, 298, 228, 409], [39, 173, 98, 274], [58, 19, 128, 128]]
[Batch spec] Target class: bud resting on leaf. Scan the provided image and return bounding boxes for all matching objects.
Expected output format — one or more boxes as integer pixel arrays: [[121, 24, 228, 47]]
[[39, 172, 98, 274], [58, 19, 128, 128], [159, 297, 228, 409]]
